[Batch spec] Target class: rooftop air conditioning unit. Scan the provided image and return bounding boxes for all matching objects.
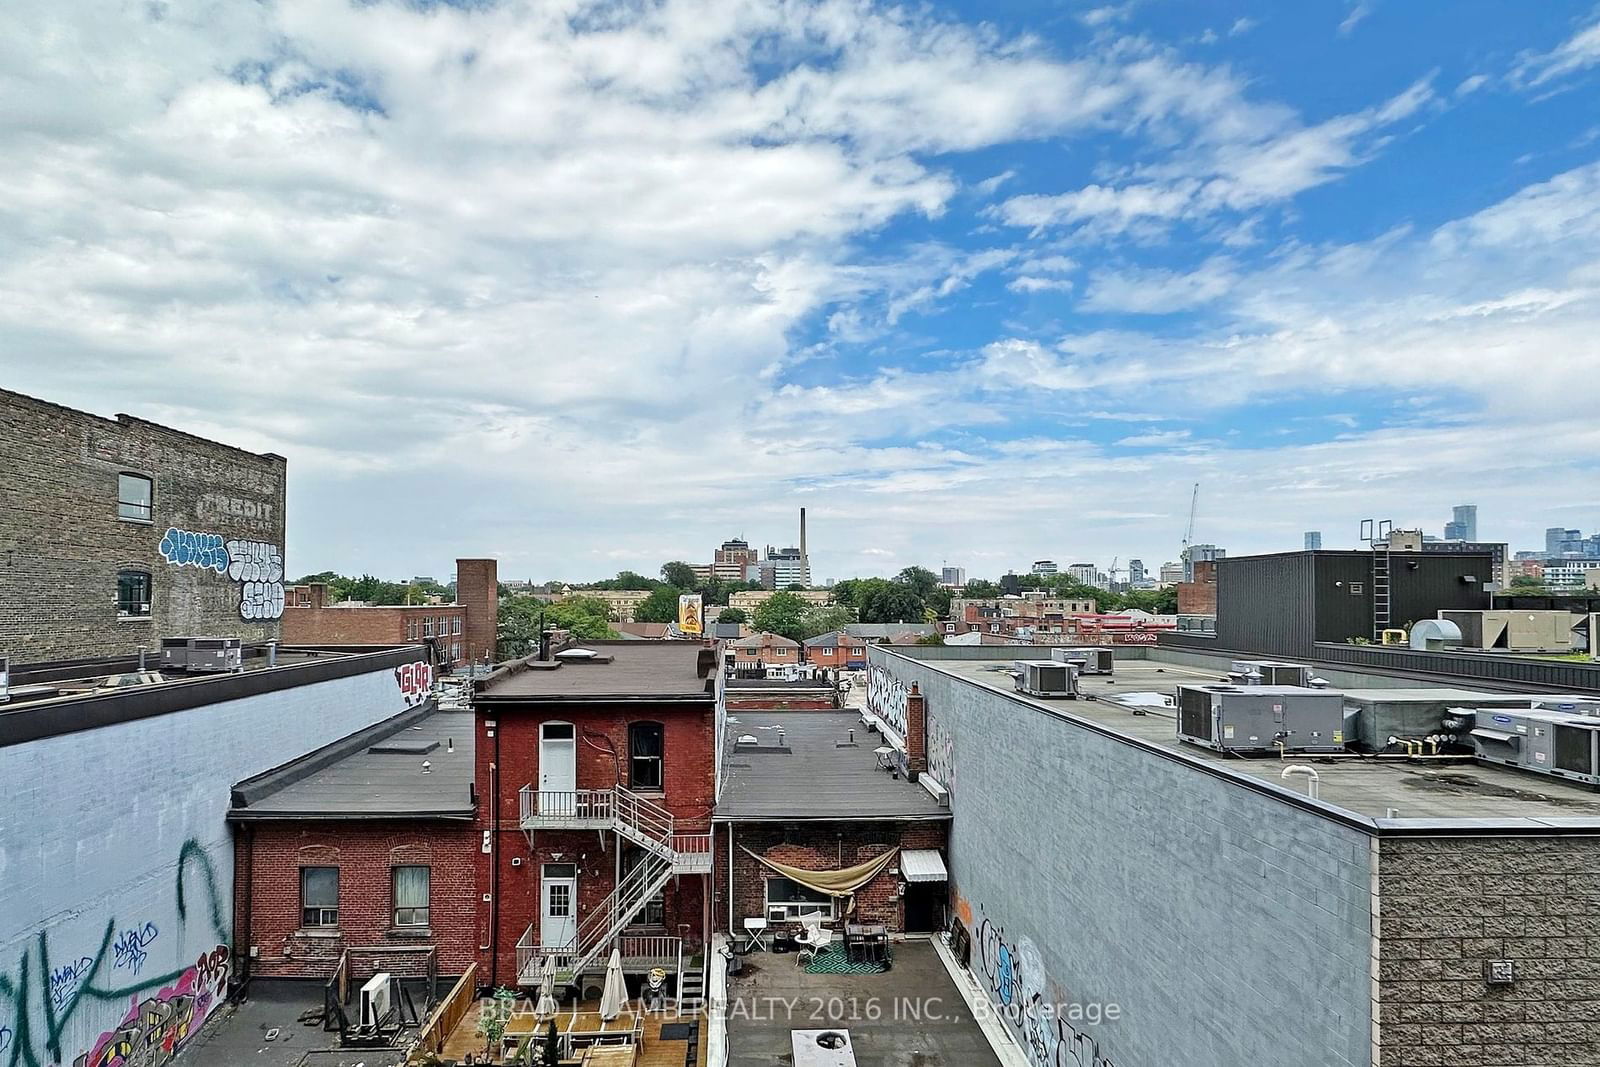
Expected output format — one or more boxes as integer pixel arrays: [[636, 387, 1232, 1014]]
[[1532, 697, 1600, 717], [1012, 660, 1079, 699], [160, 637, 242, 673], [1228, 660, 1315, 687], [1051, 646, 1114, 675], [359, 972, 393, 1029], [1176, 684, 1346, 755], [1470, 709, 1600, 785]]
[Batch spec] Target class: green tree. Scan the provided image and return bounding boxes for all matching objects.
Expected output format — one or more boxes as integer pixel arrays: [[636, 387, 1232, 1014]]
[[798, 604, 857, 640], [717, 607, 749, 624], [915, 632, 946, 646], [497, 596, 617, 658], [896, 566, 939, 601], [634, 585, 685, 623], [858, 579, 925, 623], [961, 578, 1000, 598], [590, 570, 660, 591], [752, 591, 809, 642], [661, 561, 699, 589]]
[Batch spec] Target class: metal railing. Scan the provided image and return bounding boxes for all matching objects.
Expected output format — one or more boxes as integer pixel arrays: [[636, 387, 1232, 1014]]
[[519, 787, 616, 824]]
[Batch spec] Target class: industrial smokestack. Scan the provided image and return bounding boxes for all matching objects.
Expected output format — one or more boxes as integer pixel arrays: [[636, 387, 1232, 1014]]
[[800, 507, 808, 569]]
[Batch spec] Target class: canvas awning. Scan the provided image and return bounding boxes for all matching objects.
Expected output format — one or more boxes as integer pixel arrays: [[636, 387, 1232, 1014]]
[[900, 849, 948, 883], [741, 846, 898, 897]]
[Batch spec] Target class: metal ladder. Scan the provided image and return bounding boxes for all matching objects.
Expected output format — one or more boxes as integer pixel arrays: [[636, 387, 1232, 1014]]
[[1365, 519, 1393, 640]]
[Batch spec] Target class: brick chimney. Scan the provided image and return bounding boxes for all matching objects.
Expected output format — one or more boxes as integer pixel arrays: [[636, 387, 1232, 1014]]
[[905, 683, 927, 781], [308, 583, 327, 610], [456, 558, 499, 665]]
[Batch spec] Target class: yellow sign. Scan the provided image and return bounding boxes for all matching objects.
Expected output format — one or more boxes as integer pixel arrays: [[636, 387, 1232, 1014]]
[[678, 593, 703, 635]]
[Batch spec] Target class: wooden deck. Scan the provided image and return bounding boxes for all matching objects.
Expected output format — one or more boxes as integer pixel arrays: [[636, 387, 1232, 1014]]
[[438, 999, 707, 1066]]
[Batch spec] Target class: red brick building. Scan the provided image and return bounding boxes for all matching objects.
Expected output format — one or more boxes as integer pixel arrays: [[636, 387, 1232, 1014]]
[[282, 557, 498, 672], [715, 708, 951, 938], [1177, 559, 1218, 616], [802, 630, 869, 670], [228, 705, 478, 984], [472, 641, 717, 1001]]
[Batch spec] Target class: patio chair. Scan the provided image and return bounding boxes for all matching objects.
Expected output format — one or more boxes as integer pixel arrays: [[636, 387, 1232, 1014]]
[[796, 926, 834, 968]]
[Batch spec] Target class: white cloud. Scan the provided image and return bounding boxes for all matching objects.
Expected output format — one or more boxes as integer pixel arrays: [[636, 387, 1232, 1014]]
[[1008, 276, 1075, 293], [1339, 2, 1374, 36], [1229, 18, 1258, 37], [1081, 258, 1237, 313], [1455, 73, 1490, 96], [1512, 13, 1600, 88]]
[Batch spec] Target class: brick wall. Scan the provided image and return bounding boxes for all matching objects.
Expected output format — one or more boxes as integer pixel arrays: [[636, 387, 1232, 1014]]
[[456, 558, 498, 665], [475, 699, 716, 983], [0, 388, 286, 662], [282, 600, 463, 666], [1376, 836, 1600, 1066], [717, 822, 947, 934], [239, 820, 478, 980]]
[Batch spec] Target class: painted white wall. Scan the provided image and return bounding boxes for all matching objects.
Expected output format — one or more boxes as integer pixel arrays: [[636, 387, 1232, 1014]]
[[0, 661, 423, 1066]]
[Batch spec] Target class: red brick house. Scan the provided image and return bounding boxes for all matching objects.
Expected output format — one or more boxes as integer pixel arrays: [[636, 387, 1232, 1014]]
[[282, 557, 498, 672], [728, 631, 800, 667], [802, 630, 869, 670], [715, 708, 951, 938], [471, 641, 717, 1002], [228, 704, 478, 985]]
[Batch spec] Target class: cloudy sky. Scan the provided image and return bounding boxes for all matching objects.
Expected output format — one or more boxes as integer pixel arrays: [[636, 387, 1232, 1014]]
[[5, 1, 1600, 583]]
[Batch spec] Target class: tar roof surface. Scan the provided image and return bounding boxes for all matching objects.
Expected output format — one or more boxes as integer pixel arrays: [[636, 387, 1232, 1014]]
[[717, 710, 950, 822], [934, 659, 1600, 824], [475, 641, 714, 700], [230, 706, 475, 820]]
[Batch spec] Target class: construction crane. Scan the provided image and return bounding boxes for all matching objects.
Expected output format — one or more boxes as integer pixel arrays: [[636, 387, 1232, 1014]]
[[1107, 557, 1125, 588], [1182, 483, 1199, 549]]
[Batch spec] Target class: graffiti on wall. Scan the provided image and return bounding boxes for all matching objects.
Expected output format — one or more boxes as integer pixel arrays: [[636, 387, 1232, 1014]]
[[970, 901, 1119, 1067], [0, 840, 229, 1067], [71, 947, 227, 1067], [395, 661, 434, 707], [865, 664, 909, 743], [226, 540, 284, 620], [926, 710, 955, 794], [156, 529, 284, 621]]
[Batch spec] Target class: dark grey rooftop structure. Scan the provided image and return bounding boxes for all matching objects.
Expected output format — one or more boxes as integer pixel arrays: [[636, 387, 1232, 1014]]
[[716, 710, 950, 822], [229, 703, 475, 821], [473, 641, 717, 702]]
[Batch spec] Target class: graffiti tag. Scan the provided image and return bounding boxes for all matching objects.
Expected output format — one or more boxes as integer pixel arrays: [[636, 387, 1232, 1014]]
[[395, 661, 434, 707], [157, 529, 228, 573], [46, 960, 94, 1012], [927, 711, 955, 794], [110, 924, 159, 975], [865, 664, 909, 742], [226, 539, 285, 620], [975, 913, 1119, 1067]]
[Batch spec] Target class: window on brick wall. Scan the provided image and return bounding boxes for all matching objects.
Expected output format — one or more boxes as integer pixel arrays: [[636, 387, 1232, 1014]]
[[301, 866, 339, 927], [453, 616, 462, 635], [117, 473, 153, 522], [392, 866, 430, 928], [116, 570, 152, 618], [629, 721, 663, 790], [406, 617, 417, 641], [423, 616, 435, 637], [621, 847, 665, 927], [451, 642, 461, 661], [765, 877, 833, 921]]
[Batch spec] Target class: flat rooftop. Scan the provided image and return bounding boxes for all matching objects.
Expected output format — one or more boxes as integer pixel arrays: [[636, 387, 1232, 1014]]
[[934, 658, 1600, 824], [718, 710, 950, 822], [474, 641, 716, 702], [230, 705, 474, 821]]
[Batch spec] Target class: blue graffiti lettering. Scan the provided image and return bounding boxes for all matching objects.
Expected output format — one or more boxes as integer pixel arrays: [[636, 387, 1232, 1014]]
[[157, 529, 229, 573], [111, 924, 158, 975], [47, 958, 95, 1011]]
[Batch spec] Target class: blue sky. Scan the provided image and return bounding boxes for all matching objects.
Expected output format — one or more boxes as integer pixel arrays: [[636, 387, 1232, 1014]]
[[3, 0, 1599, 582]]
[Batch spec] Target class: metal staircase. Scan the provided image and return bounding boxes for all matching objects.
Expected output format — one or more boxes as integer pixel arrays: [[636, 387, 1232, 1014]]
[[516, 785, 712, 987]]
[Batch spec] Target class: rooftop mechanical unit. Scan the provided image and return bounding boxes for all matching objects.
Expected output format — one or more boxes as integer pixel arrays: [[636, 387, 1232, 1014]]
[[1051, 646, 1114, 674], [359, 972, 393, 1029], [1012, 660, 1079, 699], [1533, 697, 1600, 717], [1177, 684, 1346, 755], [1228, 660, 1319, 687], [792, 1030, 857, 1067], [159, 637, 242, 673], [1470, 708, 1600, 786]]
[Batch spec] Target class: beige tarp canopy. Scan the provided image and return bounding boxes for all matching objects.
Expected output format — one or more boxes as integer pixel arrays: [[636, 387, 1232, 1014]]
[[741, 846, 899, 898]]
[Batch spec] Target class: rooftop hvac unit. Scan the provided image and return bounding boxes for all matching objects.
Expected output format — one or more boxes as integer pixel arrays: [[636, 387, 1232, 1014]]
[[1532, 697, 1600, 717], [1051, 646, 1114, 674], [1470, 709, 1600, 786], [1228, 660, 1315, 687], [1176, 685, 1346, 755], [160, 637, 242, 673], [792, 1030, 857, 1067], [1012, 660, 1079, 699], [359, 972, 393, 1029]]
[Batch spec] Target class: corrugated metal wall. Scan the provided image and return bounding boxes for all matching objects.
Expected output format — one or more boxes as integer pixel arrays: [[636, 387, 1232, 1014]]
[[1214, 551, 1317, 655]]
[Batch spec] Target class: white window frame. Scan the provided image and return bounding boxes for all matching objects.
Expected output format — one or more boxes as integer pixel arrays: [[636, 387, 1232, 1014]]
[[764, 876, 834, 922]]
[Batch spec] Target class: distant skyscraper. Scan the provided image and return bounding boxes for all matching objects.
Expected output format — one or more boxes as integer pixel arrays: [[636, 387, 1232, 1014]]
[[1158, 561, 1184, 585], [940, 566, 966, 588], [1448, 504, 1477, 542], [1031, 560, 1058, 576], [1128, 559, 1146, 585], [1547, 527, 1584, 558], [1304, 531, 1322, 551], [1182, 544, 1225, 582], [1067, 562, 1098, 586]]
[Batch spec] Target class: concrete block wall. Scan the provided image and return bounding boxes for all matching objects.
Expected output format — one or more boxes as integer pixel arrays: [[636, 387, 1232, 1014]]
[[1376, 836, 1600, 1065], [240, 820, 478, 981], [0, 661, 426, 1066], [869, 647, 1375, 1067], [0, 387, 287, 662]]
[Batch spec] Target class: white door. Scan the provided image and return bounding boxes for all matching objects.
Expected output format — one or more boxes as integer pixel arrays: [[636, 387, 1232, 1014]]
[[540, 722, 577, 812], [541, 863, 578, 948]]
